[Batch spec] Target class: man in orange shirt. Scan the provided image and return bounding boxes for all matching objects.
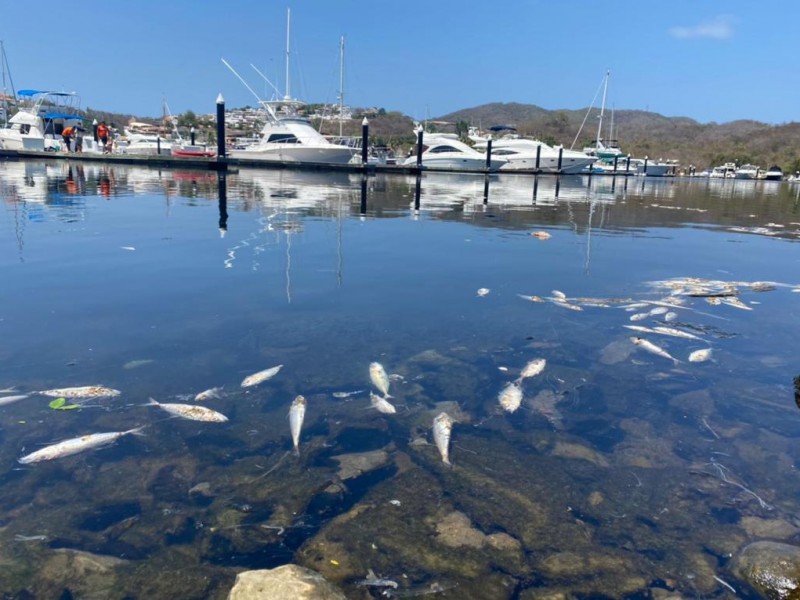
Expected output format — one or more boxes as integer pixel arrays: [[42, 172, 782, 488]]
[[97, 121, 110, 153], [61, 126, 75, 152]]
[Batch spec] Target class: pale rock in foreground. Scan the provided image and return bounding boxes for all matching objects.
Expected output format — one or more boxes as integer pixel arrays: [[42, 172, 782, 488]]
[[227, 565, 347, 600]]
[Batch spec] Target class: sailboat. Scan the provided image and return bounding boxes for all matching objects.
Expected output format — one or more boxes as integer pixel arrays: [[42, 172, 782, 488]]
[[581, 71, 624, 160], [227, 10, 356, 164]]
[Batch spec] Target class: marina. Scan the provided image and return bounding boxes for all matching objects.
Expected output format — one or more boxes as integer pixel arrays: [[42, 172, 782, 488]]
[[2, 161, 800, 597]]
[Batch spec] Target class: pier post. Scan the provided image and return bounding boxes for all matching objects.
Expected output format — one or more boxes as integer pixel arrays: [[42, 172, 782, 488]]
[[92, 119, 98, 143], [216, 93, 226, 158], [485, 137, 493, 172], [157, 136, 161, 155], [625, 155, 631, 173], [416, 128, 423, 170], [555, 176, 561, 199], [557, 147, 563, 173], [613, 155, 618, 173], [414, 174, 421, 211], [361, 117, 369, 166], [535, 144, 541, 172], [532, 175, 539, 201], [483, 174, 490, 204], [643, 156, 649, 176], [360, 174, 367, 215], [191, 126, 196, 146]]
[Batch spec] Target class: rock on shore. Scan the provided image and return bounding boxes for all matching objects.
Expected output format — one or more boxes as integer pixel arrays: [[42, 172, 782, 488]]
[[228, 565, 347, 600]]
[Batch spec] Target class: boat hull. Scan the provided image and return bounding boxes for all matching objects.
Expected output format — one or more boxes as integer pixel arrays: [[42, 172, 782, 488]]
[[499, 156, 596, 174], [230, 145, 356, 164]]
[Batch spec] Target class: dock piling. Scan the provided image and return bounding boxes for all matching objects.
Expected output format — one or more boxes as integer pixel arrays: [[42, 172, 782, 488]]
[[191, 126, 196, 146], [625, 155, 631, 173], [535, 144, 541, 172], [416, 128, 423, 170], [218, 172, 228, 236], [485, 138, 493, 172], [557, 147, 563, 174], [361, 117, 369, 167], [92, 119, 98, 143], [216, 94, 226, 159], [643, 156, 649, 176]]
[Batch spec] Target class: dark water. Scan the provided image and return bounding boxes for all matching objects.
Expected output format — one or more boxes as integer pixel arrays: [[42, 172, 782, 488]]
[[2, 160, 800, 598]]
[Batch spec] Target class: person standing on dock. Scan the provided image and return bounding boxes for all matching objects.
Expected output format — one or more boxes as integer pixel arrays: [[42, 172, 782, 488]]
[[61, 125, 75, 152], [97, 121, 110, 153]]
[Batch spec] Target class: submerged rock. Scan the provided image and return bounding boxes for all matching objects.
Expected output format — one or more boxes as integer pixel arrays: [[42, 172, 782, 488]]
[[733, 541, 800, 599], [228, 565, 347, 600], [332, 449, 390, 481]]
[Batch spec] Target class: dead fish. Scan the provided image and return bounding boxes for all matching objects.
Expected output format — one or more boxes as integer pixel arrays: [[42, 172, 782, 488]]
[[519, 358, 546, 380], [18, 427, 145, 464], [705, 297, 722, 306], [433, 412, 454, 465], [624, 325, 658, 334], [664, 311, 678, 322], [551, 290, 567, 300], [241, 364, 283, 388], [530, 231, 551, 240], [517, 294, 545, 303], [122, 359, 154, 370], [13, 534, 48, 542], [476, 288, 490, 297], [621, 302, 650, 310], [720, 297, 753, 311], [552, 300, 583, 311], [652, 326, 703, 341], [194, 387, 223, 402], [370, 392, 397, 414], [629, 312, 650, 321], [631, 337, 680, 364], [498, 382, 523, 413], [37, 386, 120, 400], [0, 387, 18, 393], [689, 348, 713, 363], [289, 395, 306, 455], [649, 306, 669, 315], [332, 389, 365, 399], [369, 362, 391, 397], [145, 398, 228, 422], [0, 394, 29, 406], [357, 569, 399, 590]]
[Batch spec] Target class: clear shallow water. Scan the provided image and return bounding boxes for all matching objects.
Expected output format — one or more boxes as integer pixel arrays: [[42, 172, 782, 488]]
[[1, 160, 800, 598]]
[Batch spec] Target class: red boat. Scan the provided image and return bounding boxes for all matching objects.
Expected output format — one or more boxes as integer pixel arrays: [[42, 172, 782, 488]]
[[171, 144, 216, 158]]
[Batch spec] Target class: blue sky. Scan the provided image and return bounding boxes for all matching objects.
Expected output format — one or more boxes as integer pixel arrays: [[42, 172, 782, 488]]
[[1, 1, 797, 124]]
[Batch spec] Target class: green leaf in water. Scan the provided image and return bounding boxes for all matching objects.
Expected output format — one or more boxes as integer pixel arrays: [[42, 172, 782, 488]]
[[48, 397, 66, 409]]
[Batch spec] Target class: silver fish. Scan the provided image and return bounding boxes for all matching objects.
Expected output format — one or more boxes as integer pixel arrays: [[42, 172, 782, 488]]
[[18, 427, 145, 464], [689, 348, 713, 363], [631, 337, 680, 364], [433, 412, 454, 465], [624, 325, 658, 334], [552, 300, 583, 312], [476, 288, 490, 297], [241, 364, 283, 388], [194, 387, 223, 402], [369, 362, 391, 397], [648, 306, 669, 315], [720, 297, 753, 311], [289, 395, 306, 454], [629, 312, 650, 321], [517, 294, 545, 303], [370, 392, 397, 414], [146, 398, 228, 422], [357, 569, 399, 590], [519, 358, 546, 380], [498, 382, 523, 413], [0, 394, 29, 406], [664, 311, 678, 322], [37, 386, 120, 399], [332, 389, 365, 399], [551, 290, 567, 300], [652, 326, 703, 341]]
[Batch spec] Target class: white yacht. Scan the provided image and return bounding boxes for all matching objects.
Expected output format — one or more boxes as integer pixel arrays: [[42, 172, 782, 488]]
[[472, 136, 596, 174], [0, 89, 83, 151], [404, 131, 507, 171], [118, 130, 172, 156], [734, 164, 760, 180]]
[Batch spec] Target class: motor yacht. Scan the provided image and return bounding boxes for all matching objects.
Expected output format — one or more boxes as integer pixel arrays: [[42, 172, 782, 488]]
[[404, 131, 507, 171], [0, 89, 83, 151], [734, 164, 760, 180]]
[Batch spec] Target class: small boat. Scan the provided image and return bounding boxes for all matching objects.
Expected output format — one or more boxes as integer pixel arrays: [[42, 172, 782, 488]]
[[762, 165, 783, 181], [404, 129, 507, 172], [734, 164, 760, 180], [171, 144, 215, 158]]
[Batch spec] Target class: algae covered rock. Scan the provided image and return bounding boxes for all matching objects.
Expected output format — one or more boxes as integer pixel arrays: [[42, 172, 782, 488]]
[[733, 541, 800, 599], [228, 564, 347, 600]]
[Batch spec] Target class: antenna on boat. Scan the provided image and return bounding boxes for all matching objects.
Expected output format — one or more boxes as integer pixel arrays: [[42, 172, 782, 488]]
[[595, 70, 610, 151], [221, 58, 263, 104], [338, 35, 345, 138], [285, 8, 292, 101]]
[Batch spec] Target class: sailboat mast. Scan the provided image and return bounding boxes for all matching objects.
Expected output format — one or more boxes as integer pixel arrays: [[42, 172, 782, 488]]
[[338, 35, 344, 137], [284, 8, 291, 100], [596, 70, 609, 149]]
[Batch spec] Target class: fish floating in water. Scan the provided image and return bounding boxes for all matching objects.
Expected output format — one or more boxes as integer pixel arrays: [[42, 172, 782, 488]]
[[37, 386, 120, 400], [18, 427, 145, 464], [689, 348, 713, 363], [0, 394, 29, 406], [289, 395, 306, 455], [357, 569, 399, 590], [145, 398, 228, 422], [194, 387, 223, 402], [518, 358, 546, 381], [530, 231, 551, 240], [332, 389, 365, 399], [631, 337, 680, 364], [498, 382, 523, 413], [476, 288, 490, 297], [241, 365, 283, 388], [370, 392, 397, 414], [433, 412, 454, 465], [369, 362, 392, 397], [651, 326, 703, 341], [517, 294, 545, 303]]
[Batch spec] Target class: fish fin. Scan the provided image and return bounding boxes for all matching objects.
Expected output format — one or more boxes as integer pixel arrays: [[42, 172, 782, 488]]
[[143, 397, 160, 407], [126, 426, 148, 437]]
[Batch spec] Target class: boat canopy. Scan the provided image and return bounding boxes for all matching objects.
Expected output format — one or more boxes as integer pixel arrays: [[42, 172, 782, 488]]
[[17, 89, 78, 97], [44, 112, 82, 120]]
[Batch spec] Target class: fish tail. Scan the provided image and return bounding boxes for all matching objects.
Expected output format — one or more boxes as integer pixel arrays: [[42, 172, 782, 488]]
[[143, 397, 160, 407], [126, 426, 148, 437]]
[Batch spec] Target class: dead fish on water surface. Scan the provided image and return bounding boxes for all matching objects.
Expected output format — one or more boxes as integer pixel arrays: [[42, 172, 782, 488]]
[[498, 382, 523, 413], [689, 348, 713, 363], [651, 326, 703, 341], [18, 427, 146, 464], [289, 395, 306, 455], [370, 392, 397, 414], [518, 358, 546, 381], [433, 412, 454, 465], [241, 364, 283, 388], [145, 398, 228, 422], [357, 569, 398, 590], [369, 362, 392, 397], [476, 287, 490, 297], [332, 389, 365, 399], [0, 394, 29, 406], [194, 387, 223, 402], [37, 386, 120, 400], [631, 337, 680, 364]]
